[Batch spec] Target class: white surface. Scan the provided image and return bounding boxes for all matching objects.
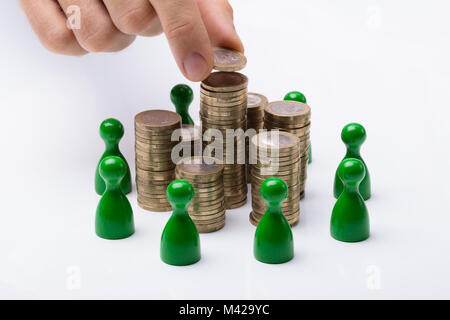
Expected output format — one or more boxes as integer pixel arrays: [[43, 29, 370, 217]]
[[1, 0, 450, 299]]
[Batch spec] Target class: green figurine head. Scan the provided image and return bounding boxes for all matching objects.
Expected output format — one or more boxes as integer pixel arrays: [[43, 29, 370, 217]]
[[284, 91, 307, 104], [100, 118, 124, 145], [260, 177, 288, 208], [171, 84, 194, 107], [338, 158, 365, 187], [166, 179, 194, 210], [99, 156, 127, 187], [341, 123, 366, 150]]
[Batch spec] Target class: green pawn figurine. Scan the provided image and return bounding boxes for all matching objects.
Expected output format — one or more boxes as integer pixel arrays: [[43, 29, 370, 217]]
[[161, 180, 201, 266], [171, 84, 194, 125], [334, 123, 371, 200], [331, 158, 370, 242], [254, 177, 294, 264], [96, 156, 135, 240], [95, 118, 132, 195], [284, 91, 312, 164]]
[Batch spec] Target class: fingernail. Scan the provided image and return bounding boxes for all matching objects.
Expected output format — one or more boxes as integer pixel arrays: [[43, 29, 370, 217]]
[[183, 52, 209, 81]]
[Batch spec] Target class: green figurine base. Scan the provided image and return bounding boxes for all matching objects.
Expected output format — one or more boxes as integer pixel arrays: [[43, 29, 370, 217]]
[[284, 90, 312, 164], [161, 180, 201, 266], [331, 158, 370, 242], [95, 156, 135, 240], [171, 84, 194, 125], [334, 123, 371, 200], [95, 118, 132, 195], [254, 177, 294, 264]]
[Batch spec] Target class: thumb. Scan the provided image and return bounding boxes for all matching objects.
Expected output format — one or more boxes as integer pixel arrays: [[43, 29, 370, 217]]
[[150, 0, 213, 81]]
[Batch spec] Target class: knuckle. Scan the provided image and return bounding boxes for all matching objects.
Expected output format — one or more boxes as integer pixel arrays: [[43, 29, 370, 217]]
[[40, 26, 75, 54], [78, 22, 117, 52], [116, 7, 154, 35], [165, 18, 195, 42]]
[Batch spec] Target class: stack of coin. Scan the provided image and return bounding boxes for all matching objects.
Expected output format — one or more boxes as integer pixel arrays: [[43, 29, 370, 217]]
[[246, 92, 268, 181], [200, 71, 248, 209], [249, 131, 301, 226], [175, 157, 226, 233], [135, 110, 181, 212], [264, 101, 311, 199], [179, 124, 202, 159]]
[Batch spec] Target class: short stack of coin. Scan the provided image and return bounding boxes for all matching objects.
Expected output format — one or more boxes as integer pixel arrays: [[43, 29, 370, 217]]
[[200, 71, 248, 209], [135, 110, 181, 212], [246, 92, 268, 181], [264, 100, 311, 199], [249, 131, 301, 226], [175, 157, 226, 233], [179, 124, 202, 159]]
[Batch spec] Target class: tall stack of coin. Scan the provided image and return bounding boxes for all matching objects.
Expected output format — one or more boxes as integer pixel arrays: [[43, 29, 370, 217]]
[[246, 92, 268, 181], [175, 157, 226, 233], [200, 71, 248, 209], [249, 131, 301, 226], [264, 101, 311, 199], [135, 110, 181, 212], [179, 124, 202, 159]]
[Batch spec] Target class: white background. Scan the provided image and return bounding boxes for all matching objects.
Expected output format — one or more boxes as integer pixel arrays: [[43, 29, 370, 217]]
[[1, 0, 449, 299]]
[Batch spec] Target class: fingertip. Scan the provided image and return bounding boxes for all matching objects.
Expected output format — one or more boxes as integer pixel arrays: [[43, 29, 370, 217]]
[[183, 51, 213, 82]]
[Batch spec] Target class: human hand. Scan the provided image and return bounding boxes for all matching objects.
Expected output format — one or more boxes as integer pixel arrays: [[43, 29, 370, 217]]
[[19, 0, 243, 81]]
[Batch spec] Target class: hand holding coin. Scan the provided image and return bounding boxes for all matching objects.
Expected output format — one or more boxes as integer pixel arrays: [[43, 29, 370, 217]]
[[19, 0, 244, 81]]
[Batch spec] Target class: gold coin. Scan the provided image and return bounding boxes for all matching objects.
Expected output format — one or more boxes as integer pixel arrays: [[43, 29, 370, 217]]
[[135, 168, 175, 179], [222, 177, 246, 185], [254, 156, 300, 167], [202, 72, 248, 92], [201, 121, 247, 129], [137, 191, 169, 199], [137, 194, 170, 203], [136, 183, 168, 191], [252, 164, 300, 174], [247, 92, 268, 109], [200, 108, 247, 118], [135, 179, 171, 188], [226, 197, 247, 209], [137, 200, 171, 212], [213, 47, 247, 72], [249, 212, 260, 227], [191, 196, 225, 206], [252, 131, 299, 152], [200, 97, 247, 107], [200, 114, 246, 123], [189, 201, 224, 211], [200, 86, 247, 98], [135, 109, 181, 128], [176, 156, 223, 175], [264, 119, 310, 129], [265, 101, 311, 122], [254, 155, 300, 165], [189, 210, 225, 221], [189, 204, 226, 214], [136, 162, 175, 171], [184, 180, 223, 189], [179, 125, 201, 141], [192, 213, 226, 225], [199, 112, 247, 122], [135, 151, 173, 160], [200, 104, 247, 114], [190, 207, 225, 217], [195, 220, 225, 233]]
